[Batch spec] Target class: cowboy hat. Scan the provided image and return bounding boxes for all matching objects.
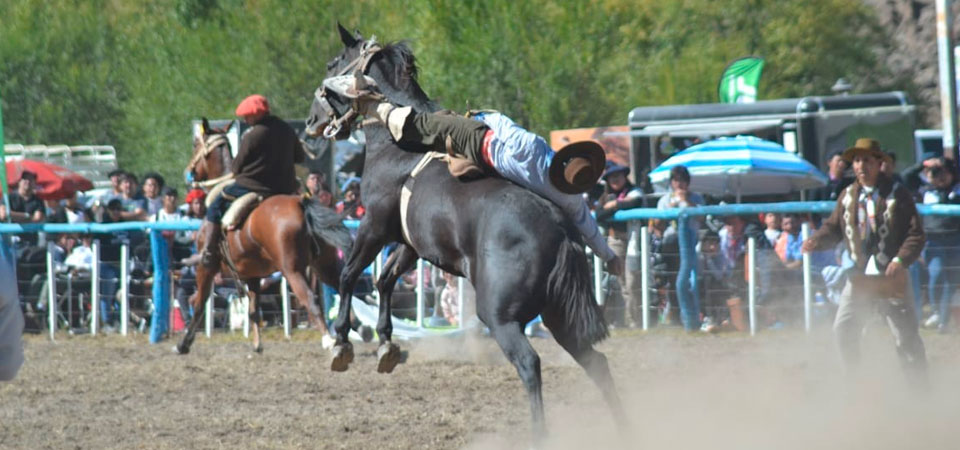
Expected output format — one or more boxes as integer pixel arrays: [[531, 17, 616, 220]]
[[549, 141, 606, 194], [841, 138, 885, 163]]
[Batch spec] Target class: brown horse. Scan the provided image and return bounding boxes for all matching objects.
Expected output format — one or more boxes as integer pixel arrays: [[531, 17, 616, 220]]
[[175, 119, 354, 354]]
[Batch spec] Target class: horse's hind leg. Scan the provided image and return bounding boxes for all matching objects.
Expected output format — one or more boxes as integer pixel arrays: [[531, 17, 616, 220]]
[[373, 243, 417, 373], [283, 269, 334, 349], [175, 265, 216, 355], [543, 318, 628, 433], [332, 222, 386, 372], [245, 279, 263, 353], [487, 321, 546, 441]]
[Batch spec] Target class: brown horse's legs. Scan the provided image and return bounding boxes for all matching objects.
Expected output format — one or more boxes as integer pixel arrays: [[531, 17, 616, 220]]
[[372, 244, 417, 373], [332, 224, 386, 372], [283, 270, 328, 336], [175, 265, 218, 355], [245, 279, 263, 353]]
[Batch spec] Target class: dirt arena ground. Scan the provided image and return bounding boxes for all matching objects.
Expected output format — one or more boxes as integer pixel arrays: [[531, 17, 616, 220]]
[[2, 324, 960, 450]]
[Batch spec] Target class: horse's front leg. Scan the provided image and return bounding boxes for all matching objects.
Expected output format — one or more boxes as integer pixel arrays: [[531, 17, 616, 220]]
[[332, 221, 387, 372], [175, 265, 217, 355], [373, 243, 417, 373]]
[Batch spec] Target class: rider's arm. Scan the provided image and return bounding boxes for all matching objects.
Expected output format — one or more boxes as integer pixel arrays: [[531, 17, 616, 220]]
[[563, 196, 617, 262]]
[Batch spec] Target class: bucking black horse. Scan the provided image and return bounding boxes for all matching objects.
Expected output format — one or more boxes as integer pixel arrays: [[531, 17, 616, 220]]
[[305, 24, 626, 441]]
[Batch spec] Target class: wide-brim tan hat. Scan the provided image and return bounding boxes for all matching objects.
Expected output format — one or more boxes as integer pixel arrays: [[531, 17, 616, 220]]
[[549, 141, 606, 194], [842, 138, 885, 163]]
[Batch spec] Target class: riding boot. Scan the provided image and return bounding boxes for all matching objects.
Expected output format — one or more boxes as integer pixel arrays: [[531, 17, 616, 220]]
[[199, 220, 223, 269]]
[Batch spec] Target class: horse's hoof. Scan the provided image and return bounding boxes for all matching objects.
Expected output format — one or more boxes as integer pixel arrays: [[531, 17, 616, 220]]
[[174, 344, 190, 355], [253, 345, 263, 354], [321, 334, 336, 350], [359, 325, 374, 343], [330, 343, 354, 372], [376, 342, 401, 374]]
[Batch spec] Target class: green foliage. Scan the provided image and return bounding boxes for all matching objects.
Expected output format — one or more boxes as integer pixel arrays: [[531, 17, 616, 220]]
[[0, 0, 906, 190]]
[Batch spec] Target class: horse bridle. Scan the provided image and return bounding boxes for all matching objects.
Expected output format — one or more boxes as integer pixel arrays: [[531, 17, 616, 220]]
[[186, 133, 230, 178], [317, 37, 383, 139]]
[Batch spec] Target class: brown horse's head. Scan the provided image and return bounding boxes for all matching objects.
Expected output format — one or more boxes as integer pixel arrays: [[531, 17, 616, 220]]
[[186, 117, 235, 183]]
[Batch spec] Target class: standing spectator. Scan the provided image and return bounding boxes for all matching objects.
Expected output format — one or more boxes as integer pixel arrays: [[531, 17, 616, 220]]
[[903, 155, 960, 332], [46, 193, 88, 224], [304, 168, 327, 199], [811, 150, 854, 202], [118, 173, 147, 222], [762, 212, 781, 246], [657, 165, 704, 331], [803, 138, 927, 385], [95, 200, 126, 331], [336, 178, 366, 220], [595, 162, 645, 328], [0, 171, 47, 292], [881, 151, 904, 185], [141, 172, 165, 217], [774, 214, 804, 269]]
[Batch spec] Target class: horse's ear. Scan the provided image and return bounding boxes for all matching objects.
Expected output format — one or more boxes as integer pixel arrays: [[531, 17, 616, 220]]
[[337, 22, 357, 47], [201, 117, 211, 135]]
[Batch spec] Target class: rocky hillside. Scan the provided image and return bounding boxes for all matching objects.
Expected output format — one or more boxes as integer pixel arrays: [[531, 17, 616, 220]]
[[865, 0, 960, 126]]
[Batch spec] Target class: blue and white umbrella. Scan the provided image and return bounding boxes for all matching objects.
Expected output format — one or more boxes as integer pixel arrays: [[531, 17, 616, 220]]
[[649, 135, 827, 201]]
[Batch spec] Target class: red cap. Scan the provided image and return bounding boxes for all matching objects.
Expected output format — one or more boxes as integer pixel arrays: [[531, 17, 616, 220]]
[[235, 94, 270, 117], [185, 189, 206, 204]]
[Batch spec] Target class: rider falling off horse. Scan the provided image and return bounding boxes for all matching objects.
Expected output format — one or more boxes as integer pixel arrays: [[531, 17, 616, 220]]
[[323, 75, 624, 276], [199, 94, 307, 267]]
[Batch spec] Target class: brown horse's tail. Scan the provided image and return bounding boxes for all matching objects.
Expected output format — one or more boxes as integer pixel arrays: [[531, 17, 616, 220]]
[[301, 199, 354, 257], [544, 238, 609, 346]]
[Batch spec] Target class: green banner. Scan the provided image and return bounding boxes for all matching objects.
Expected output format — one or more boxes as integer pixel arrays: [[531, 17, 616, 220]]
[[718, 57, 765, 104]]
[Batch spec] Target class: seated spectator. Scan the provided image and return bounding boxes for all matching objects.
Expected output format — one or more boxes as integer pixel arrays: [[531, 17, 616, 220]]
[[141, 172, 165, 216], [881, 151, 904, 185], [336, 178, 365, 220], [35, 233, 78, 313]]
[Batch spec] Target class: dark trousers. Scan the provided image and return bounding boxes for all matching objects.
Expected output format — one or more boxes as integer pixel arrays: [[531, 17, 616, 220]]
[[205, 184, 254, 223]]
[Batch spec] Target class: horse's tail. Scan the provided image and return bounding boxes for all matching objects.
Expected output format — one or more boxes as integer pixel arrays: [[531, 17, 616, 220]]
[[544, 238, 609, 346], [301, 198, 354, 257]]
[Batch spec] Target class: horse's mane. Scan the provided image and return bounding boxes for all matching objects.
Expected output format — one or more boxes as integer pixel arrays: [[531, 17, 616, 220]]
[[379, 41, 418, 86], [374, 41, 438, 113]]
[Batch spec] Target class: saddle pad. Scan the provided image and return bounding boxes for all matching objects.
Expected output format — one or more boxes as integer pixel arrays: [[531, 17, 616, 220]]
[[205, 179, 236, 208], [222, 192, 262, 231], [400, 152, 447, 244]]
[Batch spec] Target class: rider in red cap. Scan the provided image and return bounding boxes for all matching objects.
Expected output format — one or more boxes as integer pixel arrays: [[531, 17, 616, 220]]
[[199, 94, 307, 268]]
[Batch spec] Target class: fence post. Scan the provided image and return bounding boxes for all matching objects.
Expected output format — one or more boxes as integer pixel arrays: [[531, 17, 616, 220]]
[[45, 242, 56, 340], [593, 251, 604, 306], [748, 236, 757, 337], [91, 240, 100, 336], [120, 241, 129, 336], [205, 291, 213, 338], [457, 277, 465, 329], [801, 222, 812, 333], [148, 230, 170, 343], [281, 276, 291, 339], [640, 226, 650, 331], [416, 258, 424, 328]]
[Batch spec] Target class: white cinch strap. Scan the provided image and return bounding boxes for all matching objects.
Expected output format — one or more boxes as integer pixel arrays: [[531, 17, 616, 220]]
[[400, 152, 447, 244]]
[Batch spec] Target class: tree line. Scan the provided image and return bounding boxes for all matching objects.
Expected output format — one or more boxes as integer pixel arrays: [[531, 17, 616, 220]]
[[0, 0, 908, 189]]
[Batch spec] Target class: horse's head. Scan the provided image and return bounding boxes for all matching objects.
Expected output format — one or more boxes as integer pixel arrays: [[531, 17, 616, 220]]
[[186, 117, 235, 183], [305, 23, 437, 139]]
